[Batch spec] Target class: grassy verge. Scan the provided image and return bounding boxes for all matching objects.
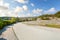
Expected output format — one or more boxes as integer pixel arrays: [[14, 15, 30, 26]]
[[23, 22, 60, 28], [44, 24, 60, 28]]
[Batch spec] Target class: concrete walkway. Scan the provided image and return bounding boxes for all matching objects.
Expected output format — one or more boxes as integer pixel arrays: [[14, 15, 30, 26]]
[[13, 23, 60, 40], [0, 25, 18, 40]]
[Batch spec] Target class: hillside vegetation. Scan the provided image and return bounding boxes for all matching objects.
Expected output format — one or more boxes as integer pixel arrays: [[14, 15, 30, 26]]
[[24, 11, 60, 28], [0, 17, 17, 30], [38, 11, 60, 20], [0, 17, 37, 30], [0, 11, 60, 29]]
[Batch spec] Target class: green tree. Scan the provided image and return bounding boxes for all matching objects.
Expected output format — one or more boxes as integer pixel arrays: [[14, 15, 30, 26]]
[[55, 11, 60, 18]]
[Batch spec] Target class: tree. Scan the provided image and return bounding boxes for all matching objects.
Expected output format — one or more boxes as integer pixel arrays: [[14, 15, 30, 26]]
[[54, 11, 60, 18]]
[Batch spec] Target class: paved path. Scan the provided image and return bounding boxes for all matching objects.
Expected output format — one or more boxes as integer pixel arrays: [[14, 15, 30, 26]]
[[0, 22, 60, 40], [0, 25, 18, 40], [13, 23, 60, 40]]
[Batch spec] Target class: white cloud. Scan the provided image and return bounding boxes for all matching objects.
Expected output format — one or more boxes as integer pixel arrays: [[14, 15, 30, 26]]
[[12, 5, 28, 17], [27, 13, 31, 16], [18, 14, 26, 17], [4, 10, 19, 17], [31, 3, 34, 7], [0, 0, 29, 17], [32, 8, 43, 14], [0, 0, 10, 8], [0, 0, 11, 17], [47, 8, 56, 12], [7, 11, 16, 17], [14, 6, 23, 13], [0, 0, 4, 6], [0, 7, 17, 17], [14, 5, 28, 13], [13, 6, 23, 17], [44, 8, 56, 14], [0, 13, 6, 17], [15, 0, 28, 4], [23, 5, 28, 11], [14, 5, 28, 12], [26, 13, 33, 17], [0, 0, 17, 17], [19, 13, 33, 17], [0, 6, 8, 10], [0, 9, 8, 17], [4, 3, 9, 8]]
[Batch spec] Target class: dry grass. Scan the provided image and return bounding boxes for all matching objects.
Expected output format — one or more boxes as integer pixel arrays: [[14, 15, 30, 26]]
[[44, 24, 60, 28], [23, 21, 60, 28]]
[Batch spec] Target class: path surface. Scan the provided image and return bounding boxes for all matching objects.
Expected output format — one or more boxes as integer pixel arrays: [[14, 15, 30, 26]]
[[0, 22, 60, 40], [0, 25, 18, 40], [13, 22, 60, 40]]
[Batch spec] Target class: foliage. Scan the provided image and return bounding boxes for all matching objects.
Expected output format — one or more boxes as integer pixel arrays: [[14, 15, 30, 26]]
[[40, 17, 50, 20], [45, 24, 60, 28], [0, 17, 17, 30], [54, 11, 60, 18], [38, 11, 60, 20]]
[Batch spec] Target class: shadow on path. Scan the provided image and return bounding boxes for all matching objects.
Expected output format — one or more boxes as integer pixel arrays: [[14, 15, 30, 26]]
[[0, 24, 14, 35], [0, 38, 7, 40]]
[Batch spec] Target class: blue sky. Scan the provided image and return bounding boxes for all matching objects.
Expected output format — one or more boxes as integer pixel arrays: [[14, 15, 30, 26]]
[[0, 0, 60, 17]]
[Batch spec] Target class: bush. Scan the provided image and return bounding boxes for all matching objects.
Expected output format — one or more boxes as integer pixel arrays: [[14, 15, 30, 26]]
[[0, 17, 17, 30], [0, 21, 4, 29], [3, 20, 11, 25], [54, 11, 60, 18], [0, 19, 5, 29], [41, 17, 50, 20]]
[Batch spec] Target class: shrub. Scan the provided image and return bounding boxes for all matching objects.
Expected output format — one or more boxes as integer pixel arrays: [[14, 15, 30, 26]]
[[41, 17, 50, 20], [0, 17, 17, 30], [0, 21, 4, 29]]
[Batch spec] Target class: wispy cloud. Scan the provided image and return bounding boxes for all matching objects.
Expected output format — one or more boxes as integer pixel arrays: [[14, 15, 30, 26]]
[[44, 8, 57, 14], [0, 0, 10, 17], [31, 3, 34, 7], [14, 6, 23, 13], [23, 5, 28, 11], [15, 0, 29, 4], [32, 8, 43, 14], [0, 0, 59, 17]]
